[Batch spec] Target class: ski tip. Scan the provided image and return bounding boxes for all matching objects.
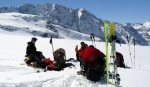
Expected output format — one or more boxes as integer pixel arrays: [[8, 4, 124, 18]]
[[110, 22, 115, 35], [103, 20, 107, 23]]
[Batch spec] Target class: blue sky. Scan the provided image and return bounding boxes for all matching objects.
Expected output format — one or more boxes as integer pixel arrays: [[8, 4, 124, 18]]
[[0, 0, 149, 24]]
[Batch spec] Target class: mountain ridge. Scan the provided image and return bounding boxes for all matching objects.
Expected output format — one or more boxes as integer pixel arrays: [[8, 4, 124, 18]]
[[0, 3, 150, 46]]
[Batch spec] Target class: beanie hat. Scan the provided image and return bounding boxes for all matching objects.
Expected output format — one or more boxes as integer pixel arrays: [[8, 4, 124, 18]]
[[31, 37, 37, 41]]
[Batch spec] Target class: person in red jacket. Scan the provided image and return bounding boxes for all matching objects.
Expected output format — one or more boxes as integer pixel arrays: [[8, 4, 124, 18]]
[[75, 42, 88, 61], [78, 45, 106, 74]]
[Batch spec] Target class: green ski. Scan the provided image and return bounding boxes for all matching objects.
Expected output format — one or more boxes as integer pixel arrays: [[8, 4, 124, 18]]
[[103, 20, 109, 84]]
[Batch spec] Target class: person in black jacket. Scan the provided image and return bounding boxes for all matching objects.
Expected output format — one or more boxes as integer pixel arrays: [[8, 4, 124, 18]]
[[25, 37, 46, 67]]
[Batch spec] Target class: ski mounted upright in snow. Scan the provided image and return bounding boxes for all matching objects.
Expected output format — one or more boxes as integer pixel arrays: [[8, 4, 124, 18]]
[[103, 20, 109, 84], [110, 22, 121, 86]]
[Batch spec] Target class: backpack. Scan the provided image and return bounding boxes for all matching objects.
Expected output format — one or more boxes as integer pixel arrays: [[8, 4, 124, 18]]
[[85, 65, 104, 82], [56, 53, 66, 68], [54, 48, 66, 68], [116, 52, 125, 68]]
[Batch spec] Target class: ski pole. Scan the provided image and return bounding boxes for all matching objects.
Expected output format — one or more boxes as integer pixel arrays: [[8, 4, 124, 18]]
[[90, 33, 96, 47], [133, 38, 136, 68], [126, 35, 133, 68], [92, 33, 96, 47], [90, 33, 94, 45], [50, 36, 54, 56]]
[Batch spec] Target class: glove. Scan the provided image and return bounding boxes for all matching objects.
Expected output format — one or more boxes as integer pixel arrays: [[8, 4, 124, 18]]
[[76, 45, 78, 49]]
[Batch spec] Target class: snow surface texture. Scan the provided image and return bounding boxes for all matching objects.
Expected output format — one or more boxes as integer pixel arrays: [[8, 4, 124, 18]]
[[0, 4, 150, 45], [0, 31, 150, 87]]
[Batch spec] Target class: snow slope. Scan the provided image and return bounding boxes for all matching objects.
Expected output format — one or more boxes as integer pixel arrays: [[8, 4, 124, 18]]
[[0, 12, 101, 41], [0, 31, 150, 87], [0, 13, 53, 33]]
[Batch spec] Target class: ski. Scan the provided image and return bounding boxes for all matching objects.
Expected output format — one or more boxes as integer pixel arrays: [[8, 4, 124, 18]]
[[110, 22, 121, 86], [103, 20, 109, 84]]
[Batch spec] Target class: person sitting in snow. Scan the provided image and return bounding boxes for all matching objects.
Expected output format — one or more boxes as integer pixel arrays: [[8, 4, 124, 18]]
[[77, 45, 106, 81], [25, 37, 47, 68], [24, 38, 74, 71], [75, 42, 88, 61]]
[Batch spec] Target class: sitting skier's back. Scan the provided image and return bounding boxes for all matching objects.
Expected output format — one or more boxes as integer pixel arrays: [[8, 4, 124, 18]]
[[78, 45, 106, 81]]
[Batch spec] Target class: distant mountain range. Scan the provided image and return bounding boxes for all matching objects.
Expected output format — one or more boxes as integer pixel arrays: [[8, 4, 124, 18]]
[[0, 3, 150, 46]]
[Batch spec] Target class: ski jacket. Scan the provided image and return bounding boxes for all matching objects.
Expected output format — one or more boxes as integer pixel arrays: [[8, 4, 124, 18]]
[[26, 42, 37, 56], [79, 47, 105, 66]]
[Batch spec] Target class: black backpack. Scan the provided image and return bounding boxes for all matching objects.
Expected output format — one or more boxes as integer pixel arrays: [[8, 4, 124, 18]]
[[54, 48, 66, 68], [86, 65, 104, 82], [56, 53, 66, 68]]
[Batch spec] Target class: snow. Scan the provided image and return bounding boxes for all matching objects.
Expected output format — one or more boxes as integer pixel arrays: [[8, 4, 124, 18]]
[[78, 8, 84, 19], [0, 31, 150, 87], [0, 5, 150, 87], [0, 12, 54, 33], [132, 23, 143, 29], [143, 21, 150, 28], [53, 24, 100, 40], [0, 12, 102, 41], [51, 4, 56, 13]]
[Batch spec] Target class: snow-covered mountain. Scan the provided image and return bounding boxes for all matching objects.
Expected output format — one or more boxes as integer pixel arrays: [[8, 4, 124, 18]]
[[0, 3, 150, 45], [131, 21, 150, 44]]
